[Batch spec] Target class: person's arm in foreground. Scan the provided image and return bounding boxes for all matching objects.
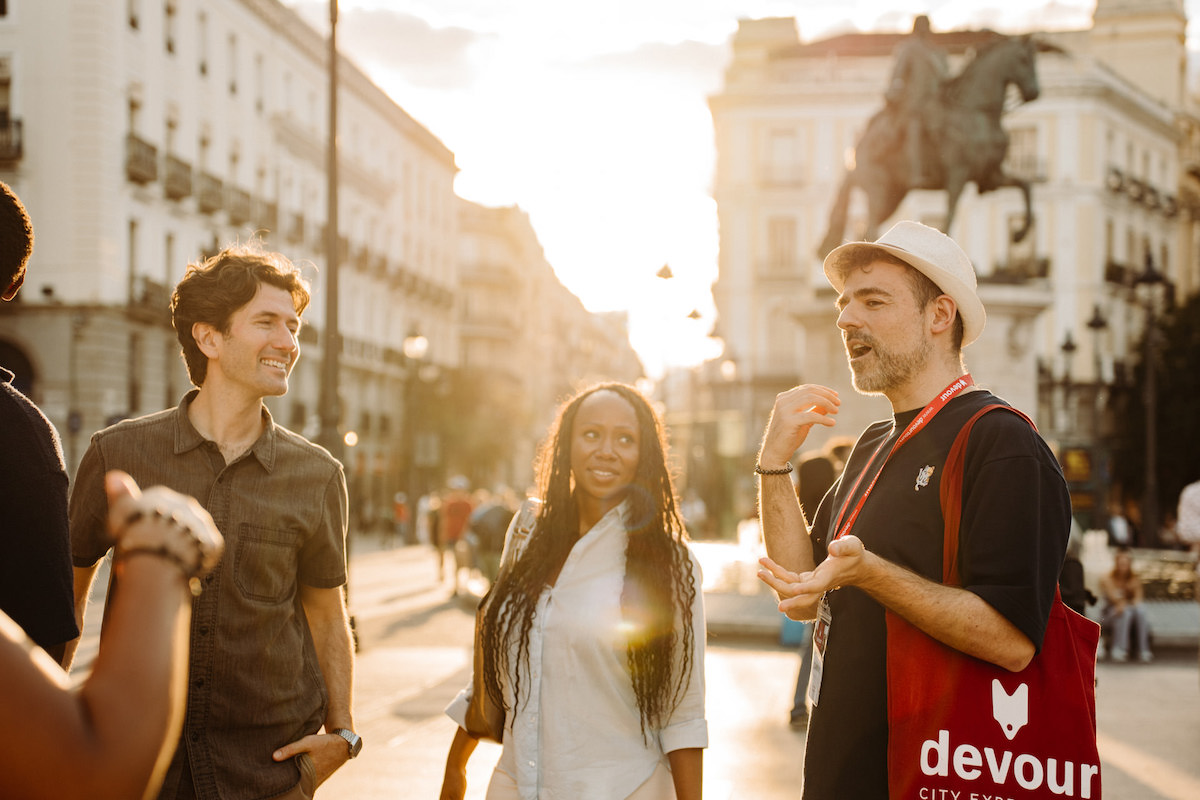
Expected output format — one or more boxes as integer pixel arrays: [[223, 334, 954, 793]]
[[0, 471, 222, 800], [273, 585, 356, 785], [440, 725, 481, 800], [756, 384, 840, 620], [668, 747, 703, 800], [759, 534, 1034, 672]]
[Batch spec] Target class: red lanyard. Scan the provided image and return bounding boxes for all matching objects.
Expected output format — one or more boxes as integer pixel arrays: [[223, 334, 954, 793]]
[[832, 375, 974, 541]]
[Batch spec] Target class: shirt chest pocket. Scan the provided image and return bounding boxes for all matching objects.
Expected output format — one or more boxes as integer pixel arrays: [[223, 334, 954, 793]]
[[234, 525, 301, 603]]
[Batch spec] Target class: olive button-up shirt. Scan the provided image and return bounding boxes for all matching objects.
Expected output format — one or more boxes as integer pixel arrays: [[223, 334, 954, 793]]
[[70, 392, 348, 800]]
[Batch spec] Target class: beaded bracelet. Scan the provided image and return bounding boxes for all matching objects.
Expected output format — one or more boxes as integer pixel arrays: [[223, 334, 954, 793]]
[[754, 461, 794, 476], [113, 508, 213, 597], [115, 544, 206, 597]]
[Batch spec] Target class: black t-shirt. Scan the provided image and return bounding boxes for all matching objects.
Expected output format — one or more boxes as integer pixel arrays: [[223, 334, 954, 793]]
[[801, 390, 1071, 799], [0, 369, 79, 652]]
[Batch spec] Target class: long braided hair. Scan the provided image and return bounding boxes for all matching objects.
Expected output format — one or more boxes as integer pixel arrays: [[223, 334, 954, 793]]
[[477, 382, 698, 739]]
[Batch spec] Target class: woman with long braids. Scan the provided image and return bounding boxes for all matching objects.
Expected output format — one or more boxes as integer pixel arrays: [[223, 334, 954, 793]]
[[440, 382, 707, 799]]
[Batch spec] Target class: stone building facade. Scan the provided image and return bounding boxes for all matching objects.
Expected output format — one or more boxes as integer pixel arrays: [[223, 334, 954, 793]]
[[0, 0, 642, 521], [705, 0, 1199, 526]]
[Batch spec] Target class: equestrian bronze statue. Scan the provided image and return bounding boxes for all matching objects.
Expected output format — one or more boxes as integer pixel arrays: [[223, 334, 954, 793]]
[[818, 33, 1045, 258]]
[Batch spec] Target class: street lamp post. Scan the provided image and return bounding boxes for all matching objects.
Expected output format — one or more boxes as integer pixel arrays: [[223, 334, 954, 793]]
[[1134, 250, 1165, 548], [403, 331, 429, 546], [1059, 331, 1077, 436], [317, 0, 342, 464], [1085, 304, 1108, 529]]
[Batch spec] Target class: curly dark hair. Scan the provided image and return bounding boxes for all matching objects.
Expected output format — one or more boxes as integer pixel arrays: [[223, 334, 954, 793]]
[[170, 241, 311, 386], [0, 181, 34, 294], [478, 382, 698, 740]]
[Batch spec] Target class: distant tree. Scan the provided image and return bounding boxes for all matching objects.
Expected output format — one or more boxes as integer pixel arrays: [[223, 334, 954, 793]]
[[1110, 289, 1200, 516]]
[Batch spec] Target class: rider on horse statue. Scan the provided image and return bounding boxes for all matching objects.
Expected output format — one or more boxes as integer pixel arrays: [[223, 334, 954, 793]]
[[885, 15, 948, 188]]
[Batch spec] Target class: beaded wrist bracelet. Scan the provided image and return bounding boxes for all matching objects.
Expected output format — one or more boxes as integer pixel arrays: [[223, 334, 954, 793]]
[[113, 508, 216, 597], [754, 461, 794, 476]]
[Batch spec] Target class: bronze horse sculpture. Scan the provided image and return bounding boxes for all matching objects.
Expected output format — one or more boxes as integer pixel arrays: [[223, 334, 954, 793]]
[[818, 34, 1042, 257]]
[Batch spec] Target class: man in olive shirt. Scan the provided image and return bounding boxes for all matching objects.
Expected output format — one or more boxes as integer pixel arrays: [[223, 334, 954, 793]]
[[69, 245, 360, 799]]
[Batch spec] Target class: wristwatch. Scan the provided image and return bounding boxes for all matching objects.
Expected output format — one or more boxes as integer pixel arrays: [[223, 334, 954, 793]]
[[330, 728, 363, 759]]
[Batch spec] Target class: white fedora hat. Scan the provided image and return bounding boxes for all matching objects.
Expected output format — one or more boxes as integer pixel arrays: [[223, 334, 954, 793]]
[[822, 220, 986, 346]]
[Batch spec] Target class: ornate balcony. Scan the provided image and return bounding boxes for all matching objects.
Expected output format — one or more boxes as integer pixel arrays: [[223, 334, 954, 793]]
[[196, 172, 223, 214], [125, 133, 158, 184], [253, 199, 279, 235], [164, 155, 192, 200], [285, 211, 305, 244], [128, 275, 172, 325], [227, 187, 252, 225], [983, 256, 1050, 284], [0, 119, 22, 163]]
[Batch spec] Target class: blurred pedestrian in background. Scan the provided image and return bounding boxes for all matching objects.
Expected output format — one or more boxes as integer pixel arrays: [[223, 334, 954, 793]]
[[0, 180, 79, 666], [69, 243, 358, 798], [466, 490, 516, 587], [389, 491, 410, 548], [1059, 520, 1095, 617], [441, 382, 707, 800], [439, 476, 475, 595], [1106, 500, 1134, 547], [1, 471, 222, 800], [1176, 478, 1200, 675], [1100, 546, 1152, 662]]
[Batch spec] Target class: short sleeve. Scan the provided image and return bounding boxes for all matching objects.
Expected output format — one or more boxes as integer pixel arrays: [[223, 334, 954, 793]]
[[959, 412, 1071, 652], [69, 435, 114, 567], [298, 463, 349, 588]]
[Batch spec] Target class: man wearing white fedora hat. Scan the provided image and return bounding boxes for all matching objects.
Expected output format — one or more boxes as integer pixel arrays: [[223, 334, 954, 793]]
[[754, 221, 1071, 797]]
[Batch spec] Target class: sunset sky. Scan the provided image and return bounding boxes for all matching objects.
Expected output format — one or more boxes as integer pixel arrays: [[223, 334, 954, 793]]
[[286, 1, 1199, 376]]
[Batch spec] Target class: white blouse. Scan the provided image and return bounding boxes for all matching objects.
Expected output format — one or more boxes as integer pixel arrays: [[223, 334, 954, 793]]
[[446, 502, 708, 799]]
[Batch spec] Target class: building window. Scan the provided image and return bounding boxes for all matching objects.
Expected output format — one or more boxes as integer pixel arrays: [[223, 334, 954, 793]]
[[128, 219, 139, 288], [228, 33, 238, 95], [763, 129, 803, 185], [765, 216, 796, 273], [128, 332, 142, 415], [164, 0, 176, 54], [164, 339, 177, 409], [164, 232, 175, 283], [0, 60, 12, 127], [290, 402, 307, 430], [1002, 215, 1042, 278], [1004, 126, 1041, 181], [254, 53, 264, 114], [197, 11, 207, 75]]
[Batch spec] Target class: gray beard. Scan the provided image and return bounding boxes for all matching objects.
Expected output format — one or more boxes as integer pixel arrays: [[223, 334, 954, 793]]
[[848, 338, 933, 395]]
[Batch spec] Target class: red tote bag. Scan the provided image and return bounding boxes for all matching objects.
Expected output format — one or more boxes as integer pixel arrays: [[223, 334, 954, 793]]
[[886, 405, 1102, 799]]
